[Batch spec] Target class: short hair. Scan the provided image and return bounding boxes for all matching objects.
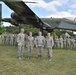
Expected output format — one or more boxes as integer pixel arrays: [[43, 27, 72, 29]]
[[47, 33, 50, 35], [39, 32, 42, 34], [29, 32, 32, 34], [21, 28, 24, 31]]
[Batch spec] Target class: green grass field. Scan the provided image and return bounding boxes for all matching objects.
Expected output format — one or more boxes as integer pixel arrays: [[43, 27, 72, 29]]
[[0, 45, 76, 75]]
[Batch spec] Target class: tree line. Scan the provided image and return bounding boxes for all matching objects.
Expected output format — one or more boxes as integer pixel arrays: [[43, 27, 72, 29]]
[[0, 23, 73, 38]]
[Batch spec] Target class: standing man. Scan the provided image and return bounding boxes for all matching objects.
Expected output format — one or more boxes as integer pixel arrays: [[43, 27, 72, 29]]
[[5, 34, 9, 45], [63, 37, 67, 49], [17, 28, 25, 59], [59, 36, 63, 49], [26, 32, 34, 59], [70, 37, 75, 50], [54, 36, 59, 48], [66, 37, 70, 49], [45, 33, 54, 61], [35, 32, 45, 59], [10, 34, 14, 46], [1, 34, 4, 44], [13, 34, 17, 46]]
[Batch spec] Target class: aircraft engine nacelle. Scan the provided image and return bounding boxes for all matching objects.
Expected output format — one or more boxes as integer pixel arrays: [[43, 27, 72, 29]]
[[11, 19, 18, 26], [11, 12, 20, 20], [11, 12, 25, 24]]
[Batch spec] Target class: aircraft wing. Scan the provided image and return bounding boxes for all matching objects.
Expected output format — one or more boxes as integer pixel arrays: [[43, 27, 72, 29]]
[[3, 0, 52, 32], [41, 18, 76, 31], [2, 18, 18, 25], [3, 0, 76, 32], [59, 18, 76, 31]]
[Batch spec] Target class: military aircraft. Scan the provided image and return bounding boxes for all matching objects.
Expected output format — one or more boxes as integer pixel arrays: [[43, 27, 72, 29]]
[[2, 0, 76, 33]]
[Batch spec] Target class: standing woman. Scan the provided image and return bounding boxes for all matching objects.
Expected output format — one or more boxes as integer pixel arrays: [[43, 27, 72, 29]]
[[45, 33, 54, 61], [26, 32, 34, 59]]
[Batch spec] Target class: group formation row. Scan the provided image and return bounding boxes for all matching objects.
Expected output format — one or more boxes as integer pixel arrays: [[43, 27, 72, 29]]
[[0, 29, 76, 61], [1, 33, 76, 50]]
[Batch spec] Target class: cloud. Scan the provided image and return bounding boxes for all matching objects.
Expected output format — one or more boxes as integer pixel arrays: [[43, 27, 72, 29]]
[[54, 0, 69, 4], [23, 0, 76, 18], [70, 4, 76, 9], [47, 11, 76, 18], [3, 22, 11, 27], [24, 0, 62, 12]]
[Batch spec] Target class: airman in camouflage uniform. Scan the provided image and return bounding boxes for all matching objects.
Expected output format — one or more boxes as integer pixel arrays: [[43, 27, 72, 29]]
[[26, 32, 34, 59], [17, 28, 25, 59], [45, 33, 54, 61], [10, 34, 14, 46], [1, 34, 4, 44], [54, 36, 59, 48], [63, 37, 67, 49], [70, 37, 75, 50], [35, 32, 45, 59], [59, 36, 63, 49], [66, 37, 70, 49]]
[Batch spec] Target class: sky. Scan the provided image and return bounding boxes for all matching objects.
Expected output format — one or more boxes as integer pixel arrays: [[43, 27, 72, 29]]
[[0, 0, 76, 27]]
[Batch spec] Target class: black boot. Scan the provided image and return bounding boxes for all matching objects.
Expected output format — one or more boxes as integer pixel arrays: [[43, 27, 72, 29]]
[[48, 56, 51, 60], [28, 56, 31, 59], [38, 55, 40, 58], [40, 55, 42, 59]]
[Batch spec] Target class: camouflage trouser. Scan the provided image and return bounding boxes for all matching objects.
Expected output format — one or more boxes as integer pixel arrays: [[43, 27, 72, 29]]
[[27, 46, 33, 57], [63, 43, 66, 49], [54, 42, 59, 48], [46, 47, 52, 59], [66, 43, 70, 49], [18, 43, 24, 58], [75, 43, 76, 49], [60, 43, 63, 48], [10, 40, 13, 46], [70, 42, 75, 49], [37, 46, 43, 56], [6, 39, 9, 45]]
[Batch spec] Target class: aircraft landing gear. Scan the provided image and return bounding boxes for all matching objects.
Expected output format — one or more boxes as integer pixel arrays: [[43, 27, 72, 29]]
[[19, 23, 22, 33], [40, 27, 44, 36]]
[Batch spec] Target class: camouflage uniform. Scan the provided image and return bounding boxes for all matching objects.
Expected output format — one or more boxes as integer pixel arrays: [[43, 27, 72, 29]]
[[26, 36, 34, 58], [66, 37, 70, 49], [17, 33, 25, 59], [63, 37, 67, 49], [45, 36, 54, 60], [54, 36, 59, 48], [5, 34, 9, 45], [13, 34, 17, 46], [10, 34, 14, 46], [59, 36, 63, 48], [70, 37, 75, 50], [35, 35, 45, 59], [1, 34, 4, 44]]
